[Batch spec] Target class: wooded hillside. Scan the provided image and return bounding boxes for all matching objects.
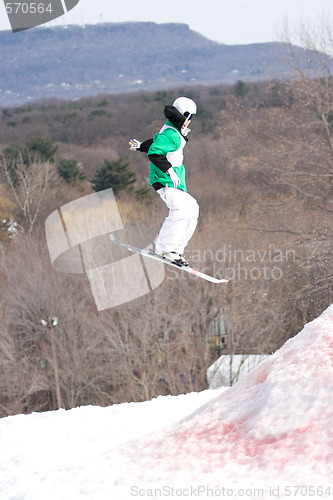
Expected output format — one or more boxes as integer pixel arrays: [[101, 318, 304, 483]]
[[0, 31, 332, 416], [0, 22, 327, 106]]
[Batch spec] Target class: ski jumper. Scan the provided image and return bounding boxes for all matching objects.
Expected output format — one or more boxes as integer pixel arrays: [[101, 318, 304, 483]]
[[140, 112, 199, 256]]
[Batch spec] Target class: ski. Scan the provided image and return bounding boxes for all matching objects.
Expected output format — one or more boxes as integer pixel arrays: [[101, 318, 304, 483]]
[[110, 234, 228, 284]]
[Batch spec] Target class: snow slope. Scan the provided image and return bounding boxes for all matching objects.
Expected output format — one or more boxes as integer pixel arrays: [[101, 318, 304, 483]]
[[1, 305, 333, 499]]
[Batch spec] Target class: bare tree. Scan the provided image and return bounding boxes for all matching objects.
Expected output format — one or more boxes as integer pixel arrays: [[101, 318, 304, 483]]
[[1, 153, 58, 233]]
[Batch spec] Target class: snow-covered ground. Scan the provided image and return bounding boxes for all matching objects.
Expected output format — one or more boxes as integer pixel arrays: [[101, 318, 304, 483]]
[[1, 305, 333, 500]]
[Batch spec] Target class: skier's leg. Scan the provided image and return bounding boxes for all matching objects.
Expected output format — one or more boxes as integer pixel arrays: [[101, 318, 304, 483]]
[[155, 187, 185, 254], [183, 193, 199, 246], [155, 187, 199, 255]]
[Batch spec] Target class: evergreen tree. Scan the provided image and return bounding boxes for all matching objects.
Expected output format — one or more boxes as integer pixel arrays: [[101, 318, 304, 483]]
[[57, 158, 85, 184], [25, 136, 57, 163], [92, 157, 137, 194], [2, 136, 57, 187], [2, 141, 28, 168], [234, 80, 249, 99]]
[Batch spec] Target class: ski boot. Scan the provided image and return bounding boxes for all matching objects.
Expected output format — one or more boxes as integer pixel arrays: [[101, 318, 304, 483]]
[[150, 244, 189, 267], [161, 251, 189, 267]]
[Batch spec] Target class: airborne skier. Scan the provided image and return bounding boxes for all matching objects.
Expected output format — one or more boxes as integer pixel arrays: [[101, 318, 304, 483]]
[[129, 96, 199, 267]]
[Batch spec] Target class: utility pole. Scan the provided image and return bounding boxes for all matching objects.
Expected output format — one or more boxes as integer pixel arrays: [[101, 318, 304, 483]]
[[41, 316, 62, 409]]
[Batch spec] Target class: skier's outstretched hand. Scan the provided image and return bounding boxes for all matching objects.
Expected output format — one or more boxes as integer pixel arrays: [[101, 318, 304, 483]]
[[167, 167, 181, 188], [129, 139, 142, 151]]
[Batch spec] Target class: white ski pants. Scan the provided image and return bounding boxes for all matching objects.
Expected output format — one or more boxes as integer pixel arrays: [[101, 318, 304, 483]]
[[155, 187, 199, 255]]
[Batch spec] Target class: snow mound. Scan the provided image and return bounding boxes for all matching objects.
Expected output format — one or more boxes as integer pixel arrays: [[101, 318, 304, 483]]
[[1, 305, 333, 499], [116, 305, 333, 487]]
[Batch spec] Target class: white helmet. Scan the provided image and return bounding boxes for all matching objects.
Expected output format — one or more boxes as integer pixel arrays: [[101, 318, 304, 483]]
[[173, 97, 197, 118]]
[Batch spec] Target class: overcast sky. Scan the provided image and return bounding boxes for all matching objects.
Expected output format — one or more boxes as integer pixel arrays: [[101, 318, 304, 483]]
[[0, 0, 332, 44]]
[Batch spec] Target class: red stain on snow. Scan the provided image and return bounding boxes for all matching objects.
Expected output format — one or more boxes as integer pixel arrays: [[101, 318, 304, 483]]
[[135, 310, 333, 479], [165, 419, 326, 470]]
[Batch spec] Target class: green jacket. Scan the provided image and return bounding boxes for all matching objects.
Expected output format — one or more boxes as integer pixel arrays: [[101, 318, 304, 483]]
[[148, 121, 187, 192]]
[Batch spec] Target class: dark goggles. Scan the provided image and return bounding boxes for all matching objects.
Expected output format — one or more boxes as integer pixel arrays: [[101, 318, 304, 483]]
[[184, 112, 194, 120]]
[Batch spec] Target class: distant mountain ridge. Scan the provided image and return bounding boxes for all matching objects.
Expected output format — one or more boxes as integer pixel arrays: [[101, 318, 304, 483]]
[[0, 22, 327, 106]]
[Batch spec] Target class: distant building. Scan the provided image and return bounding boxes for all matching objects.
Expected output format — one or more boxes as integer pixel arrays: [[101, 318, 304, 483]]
[[207, 354, 270, 388]]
